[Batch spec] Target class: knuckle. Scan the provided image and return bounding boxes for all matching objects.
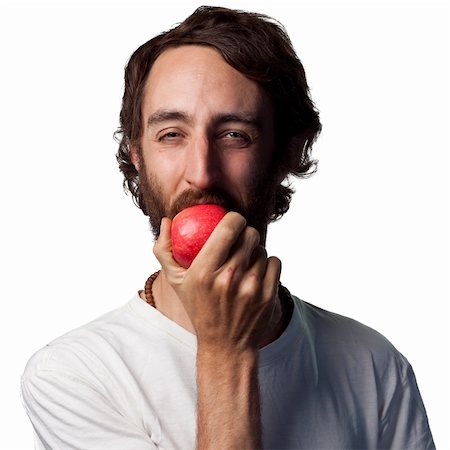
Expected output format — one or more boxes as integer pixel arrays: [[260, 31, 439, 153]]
[[196, 269, 211, 285], [251, 246, 267, 266], [263, 290, 275, 306], [153, 242, 162, 259], [217, 266, 237, 290], [256, 245, 267, 259], [153, 241, 168, 264], [227, 211, 247, 226], [220, 212, 247, 237], [240, 273, 260, 299], [245, 227, 260, 247], [217, 222, 239, 243]]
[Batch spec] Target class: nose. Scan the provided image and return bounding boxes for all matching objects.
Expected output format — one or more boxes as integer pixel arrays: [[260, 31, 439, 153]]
[[184, 135, 220, 190]]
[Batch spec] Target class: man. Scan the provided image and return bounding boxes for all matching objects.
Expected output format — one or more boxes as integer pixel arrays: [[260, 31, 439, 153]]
[[21, 6, 435, 449]]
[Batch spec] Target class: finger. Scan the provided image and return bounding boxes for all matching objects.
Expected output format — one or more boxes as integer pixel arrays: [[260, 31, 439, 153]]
[[247, 245, 268, 278], [233, 245, 268, 299], [191, 212, 247, 271], [224, 226, 261, 274], [262, 256, 282, 304], [153, 217, 179, 270]]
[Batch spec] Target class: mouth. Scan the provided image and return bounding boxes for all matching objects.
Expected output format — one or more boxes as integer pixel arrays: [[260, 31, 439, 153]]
[[169, 189, 235, 218]]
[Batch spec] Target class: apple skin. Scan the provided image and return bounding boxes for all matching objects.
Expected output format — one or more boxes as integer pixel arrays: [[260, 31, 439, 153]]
[[171, 204, 228, 268]]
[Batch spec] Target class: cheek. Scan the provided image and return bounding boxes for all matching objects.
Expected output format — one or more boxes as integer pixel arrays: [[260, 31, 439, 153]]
[[224, 152, 262, 185], [145, 152, 184, 185], [152, 154, 207, 210]]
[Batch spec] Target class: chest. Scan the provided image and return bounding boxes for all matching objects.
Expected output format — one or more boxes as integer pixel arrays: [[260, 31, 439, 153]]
[[137, 352, 379, 450]]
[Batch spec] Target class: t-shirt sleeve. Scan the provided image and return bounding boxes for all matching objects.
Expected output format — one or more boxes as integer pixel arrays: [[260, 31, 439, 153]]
[[378, 359, 435, 450], [21, 349, 158, 450]]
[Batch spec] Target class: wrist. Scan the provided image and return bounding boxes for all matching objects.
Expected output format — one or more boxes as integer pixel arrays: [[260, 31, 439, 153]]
[[197, 345, 259, 369], [196, 345, 262, 449]]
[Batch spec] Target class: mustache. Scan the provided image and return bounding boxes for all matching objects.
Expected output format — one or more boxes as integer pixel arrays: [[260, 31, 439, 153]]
[[168, 188, 244, 219]]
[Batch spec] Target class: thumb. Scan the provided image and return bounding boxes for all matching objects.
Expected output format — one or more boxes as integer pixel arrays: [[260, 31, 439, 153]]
[[153, 218, 186, 284], [153, 217, 174, 266]]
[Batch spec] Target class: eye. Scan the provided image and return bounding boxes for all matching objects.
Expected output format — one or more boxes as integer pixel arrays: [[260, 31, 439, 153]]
[[226, 131, 244, 139], [219, 130, 252, 148], [157, 130, 183, 142]]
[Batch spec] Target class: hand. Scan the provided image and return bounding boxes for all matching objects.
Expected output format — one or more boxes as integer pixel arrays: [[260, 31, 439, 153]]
[[153, 212, 281, 352]]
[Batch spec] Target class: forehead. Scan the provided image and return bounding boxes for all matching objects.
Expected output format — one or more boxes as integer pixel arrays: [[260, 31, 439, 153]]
[[142, 45, 273, 120]]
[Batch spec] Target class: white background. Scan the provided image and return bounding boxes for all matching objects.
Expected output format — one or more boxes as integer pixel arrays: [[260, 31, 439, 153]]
[[1, 0, 448, 448]]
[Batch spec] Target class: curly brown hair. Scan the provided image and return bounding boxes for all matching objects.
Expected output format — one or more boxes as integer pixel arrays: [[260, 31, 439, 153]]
[[115, 6, 321, 221]]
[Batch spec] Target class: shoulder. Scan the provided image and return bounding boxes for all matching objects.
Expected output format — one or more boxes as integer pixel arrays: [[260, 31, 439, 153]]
[[288, 297, 435, 449], [20, 298, 163, 449], [22, 297, 147, 384], [292, 297, 411, 380], [298, 299, 395, 349]]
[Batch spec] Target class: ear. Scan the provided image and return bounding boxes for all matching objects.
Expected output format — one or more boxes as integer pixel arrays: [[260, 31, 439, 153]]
[[130, 144, 141, 171]]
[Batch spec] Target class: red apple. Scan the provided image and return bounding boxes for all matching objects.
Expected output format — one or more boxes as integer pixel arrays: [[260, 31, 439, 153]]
[[171, 204, 227, 268]]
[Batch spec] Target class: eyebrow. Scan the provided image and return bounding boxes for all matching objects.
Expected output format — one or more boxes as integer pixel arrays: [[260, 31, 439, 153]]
[[216, 113, 263, 130], [146, 109, 263, 130], [147, 110, 191, 128]]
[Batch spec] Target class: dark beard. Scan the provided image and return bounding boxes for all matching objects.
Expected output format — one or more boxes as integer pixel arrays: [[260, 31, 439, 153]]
[[139, 165, 278, 240]]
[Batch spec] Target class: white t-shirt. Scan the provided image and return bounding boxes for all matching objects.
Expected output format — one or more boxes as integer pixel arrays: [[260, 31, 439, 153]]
[[21, 293, 435, 449]]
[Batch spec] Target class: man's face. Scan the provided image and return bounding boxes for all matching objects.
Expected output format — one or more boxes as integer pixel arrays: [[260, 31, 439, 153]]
[[132, 45, 277, 238]]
